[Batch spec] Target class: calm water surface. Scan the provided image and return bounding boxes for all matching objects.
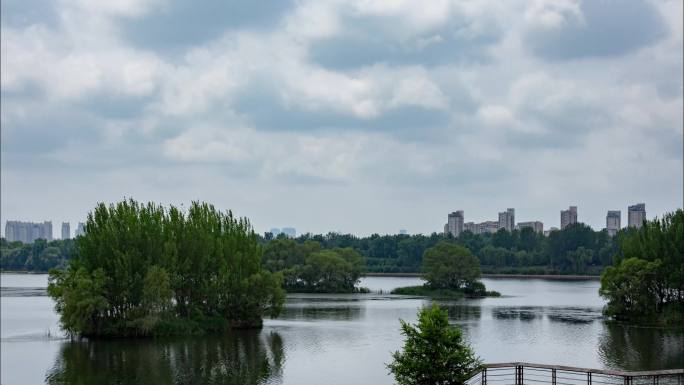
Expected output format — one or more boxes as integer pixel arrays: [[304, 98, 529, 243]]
[[1, 273, 682, 385]]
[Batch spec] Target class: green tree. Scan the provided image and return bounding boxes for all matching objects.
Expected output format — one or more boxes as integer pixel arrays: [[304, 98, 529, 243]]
[[47, 199, 285, 337], [599, 209, 684, 325], [387, 304, 482, 385], [422, 242, 481, 289]]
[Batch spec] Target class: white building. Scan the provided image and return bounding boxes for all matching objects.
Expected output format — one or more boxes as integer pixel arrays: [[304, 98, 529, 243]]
[[606, 211, 621, 236], [498, 208, 515, 232], [464, 222, 478, 234], [4, 221, 53, 243], [560, 206, 578, 229], [478, 221, 499, 234], [517, 221, 543, 233], [627, 203, 646, 229]]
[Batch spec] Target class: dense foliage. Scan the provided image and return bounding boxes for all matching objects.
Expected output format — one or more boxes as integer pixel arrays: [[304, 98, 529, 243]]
[[387, 304, 482, 385], [261, 223, 618, 275], [1, 238, 75, 271], [262, 238, 365, 292], [599, 210, 683, 325], [6, 222, 619, 276], [47, 200, 285, 337], [423, 242, 481, 290]]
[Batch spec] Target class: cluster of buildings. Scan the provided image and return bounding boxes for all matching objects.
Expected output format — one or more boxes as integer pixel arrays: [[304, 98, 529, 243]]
[[443, 203, 647, 238], [4, 221, 86, 243], [269, 227, 296, 238]]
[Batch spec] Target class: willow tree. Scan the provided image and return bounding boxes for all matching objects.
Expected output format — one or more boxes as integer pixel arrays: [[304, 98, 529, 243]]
[[48, 199, 284, 337]]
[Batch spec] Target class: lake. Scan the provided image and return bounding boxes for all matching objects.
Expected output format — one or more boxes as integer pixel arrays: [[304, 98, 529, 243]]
[[1, 273, 682, 385]]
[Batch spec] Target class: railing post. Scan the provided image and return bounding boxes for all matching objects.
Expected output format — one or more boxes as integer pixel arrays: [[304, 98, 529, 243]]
[[588, 372, 592, 385], [481, 367, 487, 385], [515, 365, 523, 385], [552, 369, 557, 385]]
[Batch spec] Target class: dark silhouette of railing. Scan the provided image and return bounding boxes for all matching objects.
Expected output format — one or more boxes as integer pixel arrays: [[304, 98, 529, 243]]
[[466, 363, 684, 385]]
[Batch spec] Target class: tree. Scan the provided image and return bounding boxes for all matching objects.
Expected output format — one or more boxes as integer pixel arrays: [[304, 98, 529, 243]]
[[48, 199, 285, 337], [387, 304, 482, 385], [599, 209, 684, 325], [422, 242, 481, 289]]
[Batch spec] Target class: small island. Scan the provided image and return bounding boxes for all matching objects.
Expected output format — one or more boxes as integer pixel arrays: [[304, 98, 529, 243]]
[[48, 199, 285, 337], [392, 241, 500, 298]]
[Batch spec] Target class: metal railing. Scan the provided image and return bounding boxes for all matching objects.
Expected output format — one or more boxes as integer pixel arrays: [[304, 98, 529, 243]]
[[466, 363, 684, 385]]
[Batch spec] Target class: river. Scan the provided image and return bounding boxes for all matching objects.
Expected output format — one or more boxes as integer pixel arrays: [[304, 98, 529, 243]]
[[1, 273, 682, 385]]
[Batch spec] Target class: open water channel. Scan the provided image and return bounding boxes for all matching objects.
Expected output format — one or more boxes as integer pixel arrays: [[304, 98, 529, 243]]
[[1, 273, 682, 385]]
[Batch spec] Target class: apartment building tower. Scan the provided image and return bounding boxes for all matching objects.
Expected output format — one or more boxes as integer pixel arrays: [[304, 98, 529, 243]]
[[606, 211, 621, 236], [445, 211, 465, 237], [61, 222, 71, 240], [498, 208, 515, 232], [560, 206, 578, 229], [627, 203, 646, 229]]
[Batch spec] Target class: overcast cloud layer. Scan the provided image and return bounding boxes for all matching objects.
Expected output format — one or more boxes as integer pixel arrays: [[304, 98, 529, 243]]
[[1, 0, 682, 236]]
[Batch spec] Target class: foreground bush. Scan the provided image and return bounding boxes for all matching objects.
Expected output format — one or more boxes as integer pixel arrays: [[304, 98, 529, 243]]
[[387, 304, 482, 385], [48, 199, 284, 337]]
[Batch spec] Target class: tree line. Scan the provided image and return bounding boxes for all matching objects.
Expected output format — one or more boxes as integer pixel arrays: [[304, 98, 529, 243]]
[[260, 223, 619, 275], [5, 221, 620, 276], [1, 238, 75, 272]]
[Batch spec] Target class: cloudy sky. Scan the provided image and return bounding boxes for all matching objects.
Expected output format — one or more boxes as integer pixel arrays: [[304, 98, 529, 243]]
[[1, 0, 682, 237]]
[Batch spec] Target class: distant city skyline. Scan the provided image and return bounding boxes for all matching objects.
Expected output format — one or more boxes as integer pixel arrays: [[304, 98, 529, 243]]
[[3, 201, 666, 240]]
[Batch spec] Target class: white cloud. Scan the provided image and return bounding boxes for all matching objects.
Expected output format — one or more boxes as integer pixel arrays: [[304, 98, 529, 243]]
[[1, 0, 681, 235]]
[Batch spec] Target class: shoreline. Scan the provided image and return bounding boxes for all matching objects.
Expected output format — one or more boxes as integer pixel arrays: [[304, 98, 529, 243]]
[[3, 270, 600, 280], [363, 272, 600, 280]]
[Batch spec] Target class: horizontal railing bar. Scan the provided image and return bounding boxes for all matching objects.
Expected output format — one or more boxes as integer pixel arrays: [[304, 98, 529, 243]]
[[481, 363, 684, 377]]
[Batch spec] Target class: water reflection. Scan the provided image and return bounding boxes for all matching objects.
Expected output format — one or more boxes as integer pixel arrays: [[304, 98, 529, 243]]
[[599, 323, 684, 371], [45, 331, 284, 385], [279, 305, 364, 321], [438, 304, 482, 321], [546, 307, 602, 324], [492, 307, 540, 321]]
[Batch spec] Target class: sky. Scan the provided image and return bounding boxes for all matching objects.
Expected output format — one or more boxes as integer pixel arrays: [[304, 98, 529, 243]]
[[1, 0, 682, 237]]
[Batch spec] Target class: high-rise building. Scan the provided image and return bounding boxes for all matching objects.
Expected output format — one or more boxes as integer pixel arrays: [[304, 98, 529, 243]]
[[399, 229, 408, 235], [628, 203, 646, 229], [498, 208, 515, 232], [61, 222, 71, 240], [4, 221, 53, 243], [516, 221, 543, 233], [606, 211, 621, 236], [560, 206, 578, 229], [75, 222, 86, 237], [445, 211, 465, 237]]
